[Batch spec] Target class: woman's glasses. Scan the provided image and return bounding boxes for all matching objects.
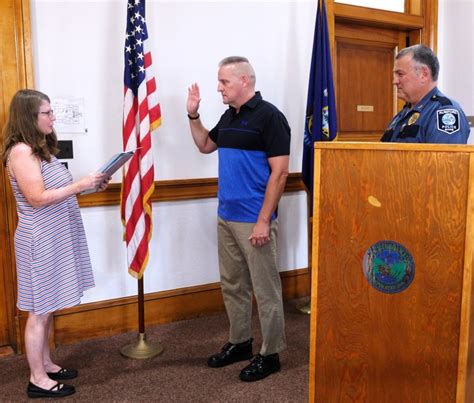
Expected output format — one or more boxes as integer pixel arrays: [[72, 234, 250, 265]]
[[38, 110, 54, 117]]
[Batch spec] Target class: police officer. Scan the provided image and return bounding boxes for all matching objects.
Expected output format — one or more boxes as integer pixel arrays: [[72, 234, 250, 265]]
[[381, 44, 469, 144]]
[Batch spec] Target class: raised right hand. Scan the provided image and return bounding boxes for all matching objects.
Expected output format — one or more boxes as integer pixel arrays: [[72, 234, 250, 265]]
[[187, 83, 201, 115]]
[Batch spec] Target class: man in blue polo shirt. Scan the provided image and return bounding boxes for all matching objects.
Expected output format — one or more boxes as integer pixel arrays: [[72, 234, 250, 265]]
[[186, 56, 291, 382], [381, 44, 469, 144]]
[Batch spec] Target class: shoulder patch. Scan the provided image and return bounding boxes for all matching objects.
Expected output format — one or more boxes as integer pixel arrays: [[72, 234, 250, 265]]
[[431, 95, 452, 106], [437, 109, 460, 134]]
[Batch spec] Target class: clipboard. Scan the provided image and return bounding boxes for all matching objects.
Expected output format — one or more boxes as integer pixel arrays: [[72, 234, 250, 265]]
[[98, 150, 135, 177], [80, 150, 135, 195]]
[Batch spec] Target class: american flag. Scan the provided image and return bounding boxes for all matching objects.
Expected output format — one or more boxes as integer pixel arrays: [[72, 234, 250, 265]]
[[121, 0, 161, 279]]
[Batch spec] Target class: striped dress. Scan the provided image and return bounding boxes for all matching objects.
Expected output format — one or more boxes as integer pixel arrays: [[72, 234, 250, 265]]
[[8, 152, 95, 315]]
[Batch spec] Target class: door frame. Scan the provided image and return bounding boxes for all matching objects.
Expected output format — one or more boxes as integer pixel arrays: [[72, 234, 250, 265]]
[[0, 0, 34, 354]]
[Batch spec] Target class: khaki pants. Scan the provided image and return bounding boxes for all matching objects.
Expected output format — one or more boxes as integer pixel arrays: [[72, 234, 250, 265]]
[[217, 217, 287, 355]]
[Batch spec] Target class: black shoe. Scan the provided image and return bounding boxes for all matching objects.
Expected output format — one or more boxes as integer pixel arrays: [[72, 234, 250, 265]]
[[26, 382, 76, 398], [207, 338, 253, 368], [239, 353, 281, 382], [47, 367, 78, 380]]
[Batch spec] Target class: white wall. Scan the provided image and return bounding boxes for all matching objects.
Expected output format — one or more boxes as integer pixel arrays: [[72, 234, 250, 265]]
[[29, 0, 474, 304], [30, 0, 312, 303], [30, 0, 317, 180], [438, 0, 474, 142]]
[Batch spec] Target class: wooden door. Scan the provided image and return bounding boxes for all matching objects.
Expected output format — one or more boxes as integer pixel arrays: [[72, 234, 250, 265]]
[[0, 0, 33, 354], [335, 23, 405, 141]]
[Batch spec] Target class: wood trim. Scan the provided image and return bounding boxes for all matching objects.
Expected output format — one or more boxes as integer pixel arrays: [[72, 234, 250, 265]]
[[337, 133, 384, 142], [10, 0, 34, 89], [456, 154, 474, 402], [19, 0, 35, 88], [0, 0, 33, 351], [315, 141, 474, 153], [405, 0, 422, 15], [405, 0, 437, 50], [326, 0, 336, 63], [334, 3, 424, 30], [78, 173, 305, 208], [421, 0, 438, 51], [0, 346, 15, 357], [336, 27, 400, 46], [14, 268, 309, 349], [308, 148, 322, 402]]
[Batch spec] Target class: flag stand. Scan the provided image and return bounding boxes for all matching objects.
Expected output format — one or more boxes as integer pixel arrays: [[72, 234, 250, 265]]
[[297, 301, 311, 315], [120, 277, 163, 359]]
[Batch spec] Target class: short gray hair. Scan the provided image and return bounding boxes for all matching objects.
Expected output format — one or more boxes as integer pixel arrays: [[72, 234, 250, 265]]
[[396, 44, 440, 81], [219, 56, 256, 86]]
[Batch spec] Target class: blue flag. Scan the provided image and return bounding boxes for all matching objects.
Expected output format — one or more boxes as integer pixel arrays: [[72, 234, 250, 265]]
[[302, 0, 337, 212]]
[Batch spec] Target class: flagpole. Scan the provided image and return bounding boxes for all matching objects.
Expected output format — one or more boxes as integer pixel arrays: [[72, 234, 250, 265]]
[[138, 278, 145, 333], [120, 0, 163, 359], [120, 276, 164, 359]]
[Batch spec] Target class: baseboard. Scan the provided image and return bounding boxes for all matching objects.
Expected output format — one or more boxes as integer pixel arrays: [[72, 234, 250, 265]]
[[44, 268, 310, 347], [0, 345, 15, 357]]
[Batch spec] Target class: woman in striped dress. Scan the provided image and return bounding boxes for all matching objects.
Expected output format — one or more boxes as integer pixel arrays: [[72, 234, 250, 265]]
[[1, 89, 109, 398]]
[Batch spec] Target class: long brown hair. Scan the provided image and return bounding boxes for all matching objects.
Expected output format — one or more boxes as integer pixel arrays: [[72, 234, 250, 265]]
[[1, 89, 59, 166]]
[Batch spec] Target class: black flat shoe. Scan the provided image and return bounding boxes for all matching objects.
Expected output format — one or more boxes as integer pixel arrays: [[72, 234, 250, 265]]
[[47, 367, 78, 380], [207, 338, 253, 368], [26, 382, 75, 398], [239, 353, 281, 382]]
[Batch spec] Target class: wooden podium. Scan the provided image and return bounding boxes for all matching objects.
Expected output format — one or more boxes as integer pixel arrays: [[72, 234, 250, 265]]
[[309, 142, 474, 402]]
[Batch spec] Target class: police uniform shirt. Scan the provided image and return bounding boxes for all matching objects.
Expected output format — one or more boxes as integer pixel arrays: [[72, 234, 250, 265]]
[[381, 87, 469, 144]]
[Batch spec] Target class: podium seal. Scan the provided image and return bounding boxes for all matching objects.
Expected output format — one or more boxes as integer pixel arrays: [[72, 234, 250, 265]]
[[363, 240, 415, 294]]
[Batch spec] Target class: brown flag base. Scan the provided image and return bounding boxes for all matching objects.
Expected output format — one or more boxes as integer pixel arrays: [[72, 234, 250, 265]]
[[120, 332, 163, 359], [296, 300, 311, 315]]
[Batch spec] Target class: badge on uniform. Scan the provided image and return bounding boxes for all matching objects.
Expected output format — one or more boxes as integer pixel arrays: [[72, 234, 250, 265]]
[[437, 109, 460, 134], [408, 112, 420, 125]]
